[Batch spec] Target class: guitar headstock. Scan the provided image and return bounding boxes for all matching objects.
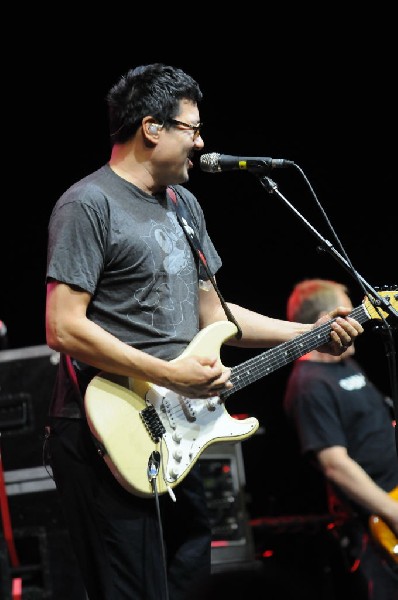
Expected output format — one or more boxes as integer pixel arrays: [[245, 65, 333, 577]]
[[363, 287, 398, 321]]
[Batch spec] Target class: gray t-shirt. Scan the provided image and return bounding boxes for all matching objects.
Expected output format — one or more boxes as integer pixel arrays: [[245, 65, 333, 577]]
[[46, 164, 222, 417]]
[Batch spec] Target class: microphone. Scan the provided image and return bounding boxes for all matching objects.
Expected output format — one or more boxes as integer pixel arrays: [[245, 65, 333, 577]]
[[200, 153, 294, 173]]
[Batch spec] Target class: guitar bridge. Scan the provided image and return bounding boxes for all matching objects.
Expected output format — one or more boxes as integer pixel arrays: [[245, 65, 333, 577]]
[[140, 404, 166, 443]]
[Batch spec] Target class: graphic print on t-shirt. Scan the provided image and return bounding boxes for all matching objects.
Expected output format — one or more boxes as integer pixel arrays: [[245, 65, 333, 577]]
[[339, 373, 366, 391], [131, 211, 196, 336]]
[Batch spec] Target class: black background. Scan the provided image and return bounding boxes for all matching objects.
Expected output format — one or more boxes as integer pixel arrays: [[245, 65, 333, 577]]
[[1, 15, 397, 521]]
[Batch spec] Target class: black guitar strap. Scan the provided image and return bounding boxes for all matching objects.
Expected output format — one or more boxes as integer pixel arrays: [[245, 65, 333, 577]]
[[167, 186, 242, 340]]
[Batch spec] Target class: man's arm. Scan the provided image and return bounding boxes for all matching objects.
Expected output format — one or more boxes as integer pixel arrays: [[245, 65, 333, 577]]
[[317, 445, 398, 536], [46, 281, 231, 398], [198, 285, 363, 354]]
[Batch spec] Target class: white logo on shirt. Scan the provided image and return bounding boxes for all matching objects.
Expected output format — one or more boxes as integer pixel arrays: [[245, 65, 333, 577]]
[[339, 373, 366, 391]]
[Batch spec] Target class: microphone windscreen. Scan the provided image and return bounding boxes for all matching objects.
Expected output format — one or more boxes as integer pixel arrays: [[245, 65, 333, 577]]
[[200, 153, 220, 173]]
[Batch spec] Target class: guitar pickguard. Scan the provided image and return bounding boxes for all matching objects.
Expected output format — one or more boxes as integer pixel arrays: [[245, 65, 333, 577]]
[[143, 385, 257, 485]]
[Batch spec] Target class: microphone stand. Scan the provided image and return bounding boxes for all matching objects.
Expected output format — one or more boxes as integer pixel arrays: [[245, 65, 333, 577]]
[[258, 174, 398, 453]]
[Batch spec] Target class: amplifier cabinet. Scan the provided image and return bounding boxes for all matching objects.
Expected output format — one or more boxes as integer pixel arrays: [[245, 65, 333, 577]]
[[0, 345, 59, 472], [200, 442, 256, 569]]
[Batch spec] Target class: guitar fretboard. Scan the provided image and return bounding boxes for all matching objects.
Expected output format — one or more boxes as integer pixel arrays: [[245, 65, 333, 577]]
[[222, 303, 369, 400]]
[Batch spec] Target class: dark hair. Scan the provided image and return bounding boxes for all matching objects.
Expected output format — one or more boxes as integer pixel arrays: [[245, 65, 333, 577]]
[[106, 63, 203, 144]]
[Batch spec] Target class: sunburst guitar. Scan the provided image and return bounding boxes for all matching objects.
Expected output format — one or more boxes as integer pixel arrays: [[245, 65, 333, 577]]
[[84, 289, 397, 498], [369, 486, 398, 565]]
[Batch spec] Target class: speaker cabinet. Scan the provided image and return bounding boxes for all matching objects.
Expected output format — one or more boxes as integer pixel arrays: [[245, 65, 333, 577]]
[[0, 345, 86, 599], [0, 345, 59, 471]]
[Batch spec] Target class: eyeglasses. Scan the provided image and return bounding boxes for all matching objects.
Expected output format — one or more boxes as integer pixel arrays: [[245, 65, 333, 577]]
[[167, 119, 203, 140]]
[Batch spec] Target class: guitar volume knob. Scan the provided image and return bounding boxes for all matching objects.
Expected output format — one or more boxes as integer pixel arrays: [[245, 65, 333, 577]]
[[173, 449, 183, 461], [172, 431, 182, 443], [168, 467, 179, 480]]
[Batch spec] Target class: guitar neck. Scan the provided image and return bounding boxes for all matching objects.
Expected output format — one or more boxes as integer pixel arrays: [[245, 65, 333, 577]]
[[222, 303, 370, 399]]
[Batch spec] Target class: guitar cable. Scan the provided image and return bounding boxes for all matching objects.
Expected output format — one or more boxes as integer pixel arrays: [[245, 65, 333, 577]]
[[148, 450, 161, 482], [148, 451, 170, 600]]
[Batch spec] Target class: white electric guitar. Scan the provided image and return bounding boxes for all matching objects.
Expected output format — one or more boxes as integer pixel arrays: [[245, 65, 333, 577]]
[[84, 289, 397, 498]]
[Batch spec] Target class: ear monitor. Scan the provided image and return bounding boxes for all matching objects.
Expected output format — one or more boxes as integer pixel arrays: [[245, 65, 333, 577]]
[[148, 123, 160, 134]]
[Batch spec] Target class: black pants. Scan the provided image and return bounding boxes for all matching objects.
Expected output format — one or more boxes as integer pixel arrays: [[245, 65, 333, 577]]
[[44, 418, 212, 600]]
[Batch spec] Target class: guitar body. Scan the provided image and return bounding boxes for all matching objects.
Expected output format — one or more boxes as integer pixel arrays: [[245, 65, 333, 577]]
[[369, 486, 398, 564], [85, 321, 259, 498]]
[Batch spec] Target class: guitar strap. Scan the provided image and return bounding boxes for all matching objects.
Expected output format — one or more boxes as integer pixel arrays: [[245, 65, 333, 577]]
[[64, 354, 107, 456], [167, 186, 242, 340]]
